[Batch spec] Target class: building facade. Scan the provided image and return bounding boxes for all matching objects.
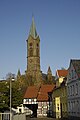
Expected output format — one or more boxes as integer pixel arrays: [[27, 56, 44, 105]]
[[23, 85, 55, 117], [67, 59, 80, 117], [52, 81, 68, 118], [55, 69, 68, 87], [52, 69, 68, 118]]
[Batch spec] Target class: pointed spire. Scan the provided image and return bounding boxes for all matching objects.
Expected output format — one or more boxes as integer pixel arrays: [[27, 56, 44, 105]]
[[47, 66, 52, 74], [47, 66, 52, 81], [29, 16, 38, 39]]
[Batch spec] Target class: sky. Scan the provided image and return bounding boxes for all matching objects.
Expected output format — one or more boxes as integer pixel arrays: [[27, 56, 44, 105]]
[[0, 0, 80, 79]]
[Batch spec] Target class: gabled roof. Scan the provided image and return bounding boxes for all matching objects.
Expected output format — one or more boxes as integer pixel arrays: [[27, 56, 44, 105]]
[[24, 86, 39, 99], [37, 93, 48, 101], [37, 84, 55, 101], [39, 84, 55, 93], [71, 59, 80, 78], [24, 84, 55, 101], [57, 70, 68, 78]]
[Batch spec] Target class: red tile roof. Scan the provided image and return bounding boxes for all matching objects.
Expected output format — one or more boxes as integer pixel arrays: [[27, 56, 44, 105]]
[[39, 84, 55, 93], [24, 86, 39, 99], [24, 84, 55, 101], [37, 84, 55, 101], [57, 70, 68, 77]]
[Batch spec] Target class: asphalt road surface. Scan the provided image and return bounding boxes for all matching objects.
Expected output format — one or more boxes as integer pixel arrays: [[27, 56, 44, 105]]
[[26, 117, 57, 120]]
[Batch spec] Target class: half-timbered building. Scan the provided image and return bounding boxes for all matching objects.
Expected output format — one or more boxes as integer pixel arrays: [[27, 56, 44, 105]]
[[23, 84, 55, 117]]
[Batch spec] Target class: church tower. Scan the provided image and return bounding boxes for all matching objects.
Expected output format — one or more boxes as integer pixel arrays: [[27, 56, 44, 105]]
[[47, 66, 52, 81], [26, 17, 42, 84]]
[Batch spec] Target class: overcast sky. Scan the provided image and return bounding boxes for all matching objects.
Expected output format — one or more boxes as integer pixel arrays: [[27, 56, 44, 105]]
[[0, 0, 80, 79]]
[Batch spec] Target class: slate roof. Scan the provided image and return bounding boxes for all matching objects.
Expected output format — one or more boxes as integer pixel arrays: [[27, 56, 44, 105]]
[[24, 84, 55, 101]]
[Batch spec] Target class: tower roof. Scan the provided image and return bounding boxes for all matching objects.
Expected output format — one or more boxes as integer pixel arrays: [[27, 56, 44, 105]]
[[47, 66, 52, 74], [29, 17, 38, 39]]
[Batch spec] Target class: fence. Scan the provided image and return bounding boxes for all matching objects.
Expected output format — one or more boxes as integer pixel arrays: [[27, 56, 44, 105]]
[[13, 113, 26, 120], [0, 113, 27, 120], [0, 113, 10, 120]]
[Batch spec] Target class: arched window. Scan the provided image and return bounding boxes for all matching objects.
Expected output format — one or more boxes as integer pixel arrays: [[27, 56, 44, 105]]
[[36, 48, 39, 56], [29, 43, 33, 48], [29, 43, 33, 56], [37, 43, 39, 48]]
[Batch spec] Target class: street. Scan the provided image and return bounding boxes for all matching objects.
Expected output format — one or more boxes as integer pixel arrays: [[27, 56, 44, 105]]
[[26, 117, 57, 120], [13, 114, 57, 120]]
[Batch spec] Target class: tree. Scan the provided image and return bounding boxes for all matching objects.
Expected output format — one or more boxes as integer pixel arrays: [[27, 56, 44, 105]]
[[12, 87, 23, 108], [6, 72, 15, 80], [17, 69, 21, 79], [0, 82, 9, 112]]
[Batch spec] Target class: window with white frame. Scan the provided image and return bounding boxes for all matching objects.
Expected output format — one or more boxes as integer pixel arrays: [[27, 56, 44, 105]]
[[70, 86, 72, 96], [76, 100, 79, 113], [29, 99, 31, 102], [72, 101, 73, 112], [73, 85, 75, 96], [73, 101, 75, 113], [34, 99, 36, 102], [76, 83, 78, 95], [68, 102, 70, 112], [71, 101, 72, 111]]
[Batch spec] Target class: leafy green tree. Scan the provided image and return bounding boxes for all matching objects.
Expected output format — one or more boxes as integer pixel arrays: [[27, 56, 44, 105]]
[[6, 72, 15, 80], [0, 82, 9, 112], [12, 88, 23, 108], [0, 71, 43, 111], [17, 69, 21, 79]]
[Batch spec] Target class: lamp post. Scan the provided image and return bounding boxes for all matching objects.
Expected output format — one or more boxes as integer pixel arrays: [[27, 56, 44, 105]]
[[10, 78, 12, 120]]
